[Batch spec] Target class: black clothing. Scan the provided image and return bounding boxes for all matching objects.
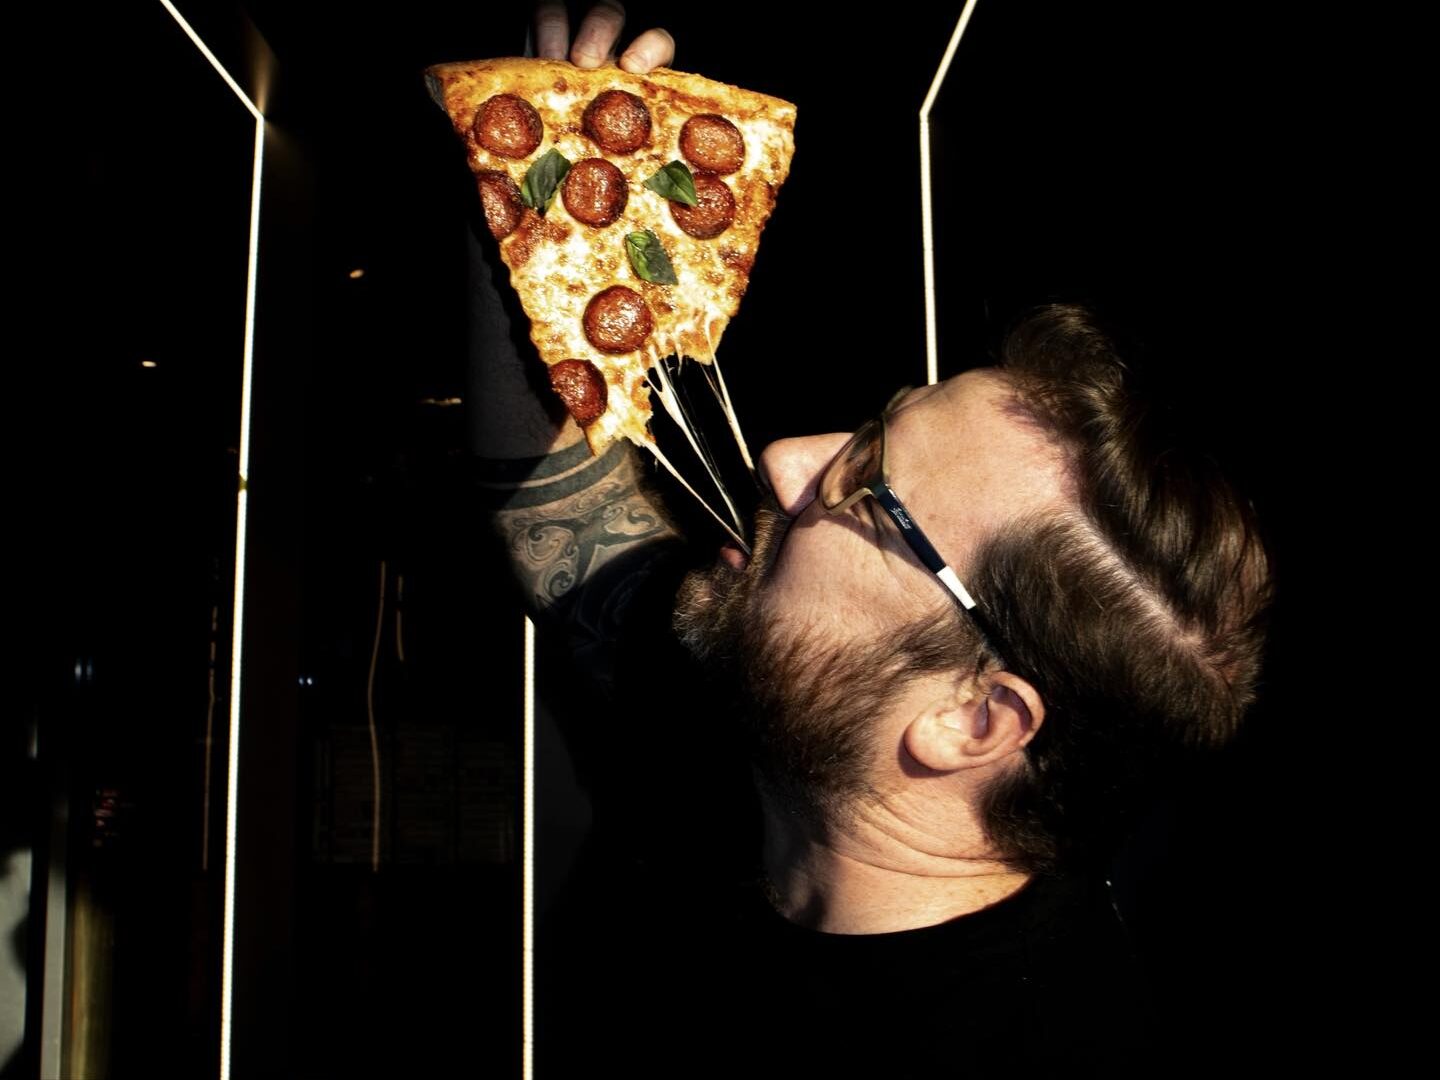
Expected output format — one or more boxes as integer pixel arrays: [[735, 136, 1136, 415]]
[[540, 870, 1150, 1076]]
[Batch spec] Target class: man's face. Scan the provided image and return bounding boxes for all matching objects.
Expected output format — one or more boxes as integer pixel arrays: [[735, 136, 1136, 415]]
[[674, 369, 1069, 814]]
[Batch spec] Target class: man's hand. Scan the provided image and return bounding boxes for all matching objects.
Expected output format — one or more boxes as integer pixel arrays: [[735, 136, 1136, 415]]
[[533, 2, 676, 73]]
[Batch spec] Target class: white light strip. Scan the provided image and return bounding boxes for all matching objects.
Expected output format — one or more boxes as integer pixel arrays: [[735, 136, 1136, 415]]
[[158, 0, 264, 121], [151, 7, 267, 1078], [920, 0, 982, 386], [518, 28, 540, 1080], [219, 109, 264, 1080], [522, 616, 536, 1080]]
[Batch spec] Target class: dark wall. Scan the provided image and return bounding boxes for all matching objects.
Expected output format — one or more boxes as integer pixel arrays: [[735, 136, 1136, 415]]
[[14, 1, 1380, 1075]]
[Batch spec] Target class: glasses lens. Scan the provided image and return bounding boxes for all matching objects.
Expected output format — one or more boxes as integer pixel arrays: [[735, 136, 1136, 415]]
[[819, 418, 884, 510]]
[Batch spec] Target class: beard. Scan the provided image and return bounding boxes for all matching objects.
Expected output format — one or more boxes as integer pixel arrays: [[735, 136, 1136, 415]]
[[673, 493, 975, 828]]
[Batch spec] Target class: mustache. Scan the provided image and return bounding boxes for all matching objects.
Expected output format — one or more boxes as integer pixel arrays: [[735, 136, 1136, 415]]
[[747, 490, 791, 579], [672, 488, 792, 661]]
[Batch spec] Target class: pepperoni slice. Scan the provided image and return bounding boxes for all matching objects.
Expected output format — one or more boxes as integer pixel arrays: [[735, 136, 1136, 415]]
[[582, 90, 652, 155], [583, 286, 654, 354], [474, 94, 543, 159], [670, 174, 736, 239], [680, 115, 745, 175], [549, 360, 608, 425], [476, 171, 524, 238], [562, 159, 628, 228]]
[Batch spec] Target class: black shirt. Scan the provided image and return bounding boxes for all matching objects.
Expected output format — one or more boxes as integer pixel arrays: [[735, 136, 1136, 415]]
[[540, 869, 1152, 1076]]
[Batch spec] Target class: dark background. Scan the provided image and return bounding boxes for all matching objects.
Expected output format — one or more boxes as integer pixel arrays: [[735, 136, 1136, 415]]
[[11, 0, 1380, 1075]]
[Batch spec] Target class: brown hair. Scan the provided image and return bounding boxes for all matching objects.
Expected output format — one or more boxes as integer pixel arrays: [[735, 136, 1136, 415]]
[[964, 304, 1272, 871]]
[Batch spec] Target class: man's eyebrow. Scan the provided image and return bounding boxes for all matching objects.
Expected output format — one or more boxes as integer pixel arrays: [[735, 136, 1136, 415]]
[[886, 382, 939, 419], [884, 388, 916, 419]]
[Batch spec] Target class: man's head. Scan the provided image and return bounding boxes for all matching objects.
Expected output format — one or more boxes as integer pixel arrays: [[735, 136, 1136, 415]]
[[674, 305, 1271, 872]]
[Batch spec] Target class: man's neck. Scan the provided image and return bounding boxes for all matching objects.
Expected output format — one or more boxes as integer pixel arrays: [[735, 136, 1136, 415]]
[[757, 787, 1030, 935]]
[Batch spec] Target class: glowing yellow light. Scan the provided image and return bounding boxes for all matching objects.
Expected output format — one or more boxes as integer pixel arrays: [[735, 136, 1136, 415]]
[[140, 360, 158, 369], [349, 268, 365, 279], [218, 113, 263, 1080], [157, 1, 262, 119], [920, 0, 982, 387], [155, 4, 264, 1078]]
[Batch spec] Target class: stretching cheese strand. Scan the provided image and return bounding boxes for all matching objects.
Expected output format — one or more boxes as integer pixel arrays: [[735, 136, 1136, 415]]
[[649, 359, 746, 541], [640, 436, 750, 553]]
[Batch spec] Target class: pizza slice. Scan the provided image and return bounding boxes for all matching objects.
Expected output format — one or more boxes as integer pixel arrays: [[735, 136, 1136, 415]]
[[426, 57, 795, 544]]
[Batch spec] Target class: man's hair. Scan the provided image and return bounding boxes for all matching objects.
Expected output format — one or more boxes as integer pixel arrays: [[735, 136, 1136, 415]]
[[960, 304, 1272, 873]]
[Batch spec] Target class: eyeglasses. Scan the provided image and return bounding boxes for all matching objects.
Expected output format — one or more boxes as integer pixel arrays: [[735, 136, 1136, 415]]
[[819, 388, 1010, 665]]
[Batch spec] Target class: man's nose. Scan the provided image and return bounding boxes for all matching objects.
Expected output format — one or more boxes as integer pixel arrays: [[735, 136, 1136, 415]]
[[759, 433, 853, 517]]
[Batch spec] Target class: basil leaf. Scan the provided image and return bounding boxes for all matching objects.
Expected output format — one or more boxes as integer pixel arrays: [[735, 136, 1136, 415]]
[[626, 230, 678, 285], [520, 148, 572, 214], [642, 160, 699, 207]]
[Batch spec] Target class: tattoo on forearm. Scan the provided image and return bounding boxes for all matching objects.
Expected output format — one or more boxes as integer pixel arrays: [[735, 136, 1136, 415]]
[[482, 441, 679, 615]]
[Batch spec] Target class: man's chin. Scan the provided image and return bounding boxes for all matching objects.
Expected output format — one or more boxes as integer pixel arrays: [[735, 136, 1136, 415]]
[[672, 557, 745, 663], [673, 497, 789, 663]]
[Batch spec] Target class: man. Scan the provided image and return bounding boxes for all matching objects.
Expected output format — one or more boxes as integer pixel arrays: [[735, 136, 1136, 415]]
[[481, 298, 1270, 1070], [470, 8, 1272, 1071]]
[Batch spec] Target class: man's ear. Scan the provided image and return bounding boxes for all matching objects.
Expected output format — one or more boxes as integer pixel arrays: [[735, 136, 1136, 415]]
[[904, 672, 1045, 773]]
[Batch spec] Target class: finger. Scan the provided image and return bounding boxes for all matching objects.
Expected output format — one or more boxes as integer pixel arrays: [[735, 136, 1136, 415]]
[[619, 27, 675, 73], [533, 1, 569, 60], [570, 2, 626, 68]]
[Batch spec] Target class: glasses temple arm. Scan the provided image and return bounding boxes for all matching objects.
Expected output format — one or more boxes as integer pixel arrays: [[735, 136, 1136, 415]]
[[871, 485, 977, 609]]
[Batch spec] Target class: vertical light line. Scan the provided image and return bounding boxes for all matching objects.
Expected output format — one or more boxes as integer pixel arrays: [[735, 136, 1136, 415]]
[[522, 19, 539, 1068], [522, 616, 536, 1080], [155, 7, 266, 1078], [219, 112, 265, 1080], [920, 0, 983, 386], [366, 562, 387, 873], [394, 574, 407, 664]]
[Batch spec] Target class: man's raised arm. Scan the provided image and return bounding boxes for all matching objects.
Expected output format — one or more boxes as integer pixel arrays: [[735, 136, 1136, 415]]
[[467, 225, 682, 676], [462, 5, 684, 678]]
